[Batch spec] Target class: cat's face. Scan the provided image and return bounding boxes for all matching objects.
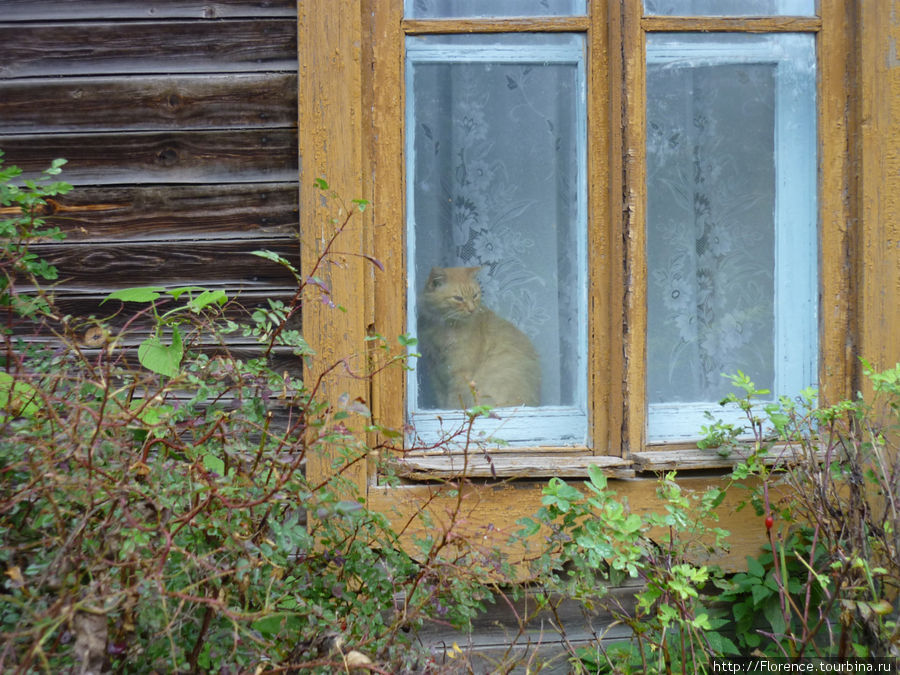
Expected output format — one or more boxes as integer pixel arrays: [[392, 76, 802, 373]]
[[422, 266, 483, 321]]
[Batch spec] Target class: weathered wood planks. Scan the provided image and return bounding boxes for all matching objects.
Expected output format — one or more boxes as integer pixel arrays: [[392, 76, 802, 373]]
[[2, 1, 296, 21], [32, 239, 299, 292], [0, 74, 297, 133], [5, 184, 299, 242], [1, 4, 300, 373], [0, 130, 298, 185], [389, 453, 635, 480], [7, 291, 301, 346], [0, 20, 297, 78]]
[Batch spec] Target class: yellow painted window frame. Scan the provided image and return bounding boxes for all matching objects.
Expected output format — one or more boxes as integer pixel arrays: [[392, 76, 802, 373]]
[[298, 0, 858, 570]]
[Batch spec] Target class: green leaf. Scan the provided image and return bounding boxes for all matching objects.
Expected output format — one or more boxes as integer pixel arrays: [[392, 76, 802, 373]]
[[587, 464, 608, 492], [202, 453, 225, 476], [732, 599, 752, 623], [516, 517, 541, 537], [693, 613, 712, 630], [137, 326, 183, 377], [751, 582, 773, 606], [706, 630, 742, 656], [622, 513, 643, 534], [166, 286, 207, 301], [0, 372, 41, 418], [186, 289, 227, 311], [128, 400, 174, 426], [103, 286, 166, 304], [746, 556, 766, 578], [762, 597, 786, 637], [251, 612, 300, 637]]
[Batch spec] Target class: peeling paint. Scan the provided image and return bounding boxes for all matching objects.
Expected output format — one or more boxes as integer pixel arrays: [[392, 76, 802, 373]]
[[889, 36, 900, 69]]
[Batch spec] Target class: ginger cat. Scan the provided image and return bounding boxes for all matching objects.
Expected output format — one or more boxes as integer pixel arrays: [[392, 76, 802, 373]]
[[418, 266, 541, 409]]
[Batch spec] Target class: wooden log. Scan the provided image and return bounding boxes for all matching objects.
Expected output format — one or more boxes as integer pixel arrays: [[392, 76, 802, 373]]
[[0, 20, 297, 78], [3, 1, 296, 21], [0, 130, 298, 185], [0, 74, 297, 133], [8, 290, 302, 347], [416, 586, 641, 669], [0, 184, 299, 242], [28, 239, 300, 291], [29, 345, 305, 380]]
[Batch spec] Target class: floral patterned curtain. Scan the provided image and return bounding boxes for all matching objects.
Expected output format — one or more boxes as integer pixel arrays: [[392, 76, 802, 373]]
[[406, 0, 584, 18], [644, 0, 813, 15], [646, 62, 777, 404], [410, 38, 583, 408]]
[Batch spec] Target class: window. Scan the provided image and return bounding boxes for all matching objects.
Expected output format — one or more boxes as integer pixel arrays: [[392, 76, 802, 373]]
[[645, 33, 817, 441], [299, 0, 855, 565], [406, 33, 589, 447]]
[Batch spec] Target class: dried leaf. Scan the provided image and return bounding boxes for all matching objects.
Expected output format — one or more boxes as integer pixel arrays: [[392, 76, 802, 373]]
[[344, 650, 373, 668], [73, 611, 107, 675], [5, 565, 24, 588]]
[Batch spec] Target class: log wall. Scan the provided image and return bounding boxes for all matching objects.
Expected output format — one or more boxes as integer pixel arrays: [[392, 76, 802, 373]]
[[0, 0, 299, 348]]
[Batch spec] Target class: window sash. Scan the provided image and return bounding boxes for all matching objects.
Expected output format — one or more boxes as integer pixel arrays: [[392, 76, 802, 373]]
[[404, 35, 591, 448], [644, 34, 818, 442]]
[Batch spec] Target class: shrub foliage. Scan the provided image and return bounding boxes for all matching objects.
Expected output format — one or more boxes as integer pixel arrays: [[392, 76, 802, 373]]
[[2, 156, 898, 673], [0, 163, 497, 673]]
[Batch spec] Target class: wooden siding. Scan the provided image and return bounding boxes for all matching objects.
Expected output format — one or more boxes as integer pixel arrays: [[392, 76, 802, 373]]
[[0, 0, 299, 352], [857, 0, 900, 384]]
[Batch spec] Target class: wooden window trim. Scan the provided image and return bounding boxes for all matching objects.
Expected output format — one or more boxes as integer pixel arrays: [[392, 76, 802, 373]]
[[298, 0, 857, 570], [621, 0, 854, 459], [366, 0, 621, 477]]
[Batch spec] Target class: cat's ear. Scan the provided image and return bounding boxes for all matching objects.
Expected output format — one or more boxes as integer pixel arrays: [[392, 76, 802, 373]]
[[426, 267, 446, 289], [464, 266, 482, 279]]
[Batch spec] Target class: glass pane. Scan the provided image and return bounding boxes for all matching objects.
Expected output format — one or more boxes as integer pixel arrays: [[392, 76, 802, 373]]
[[646, 34, 817, 440], [644, 0, 815, 16], [406, 0, 585, 18], [407, 34, 586, 422]]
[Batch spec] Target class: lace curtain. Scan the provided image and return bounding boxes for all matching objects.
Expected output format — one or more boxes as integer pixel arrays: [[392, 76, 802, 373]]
[[646, 62, 777, 404], [406, 0, 584, 18], [409, 37, 583, 408], [644, 0, 814, 15]]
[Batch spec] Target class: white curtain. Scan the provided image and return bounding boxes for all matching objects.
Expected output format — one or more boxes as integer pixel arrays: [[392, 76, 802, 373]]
[[644, 0, 813, 16], [411, 45, 581, 408], [647, 62, 777, 404], [407, 0, 583, 18]]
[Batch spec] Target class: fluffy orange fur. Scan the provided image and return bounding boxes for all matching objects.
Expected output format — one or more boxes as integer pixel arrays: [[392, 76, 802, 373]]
[[418, 266, 541, 409]]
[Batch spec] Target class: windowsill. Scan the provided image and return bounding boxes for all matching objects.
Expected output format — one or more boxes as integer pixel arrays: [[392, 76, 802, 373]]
[[383, 442, 830, 481], [631, 443, 829, 472], [385, 452, 634, 480]]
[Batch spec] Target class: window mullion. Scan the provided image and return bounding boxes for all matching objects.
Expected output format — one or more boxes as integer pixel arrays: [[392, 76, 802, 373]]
[[613, 0, 649, 456]]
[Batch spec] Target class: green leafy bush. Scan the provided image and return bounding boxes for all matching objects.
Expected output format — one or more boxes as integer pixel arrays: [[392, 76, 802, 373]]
[[0, 151, 70, 319], [520, 366, 900, 671], [517, 467, 737, 674], [708, 368, 900, 659], [0, 167, 500, 672]]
